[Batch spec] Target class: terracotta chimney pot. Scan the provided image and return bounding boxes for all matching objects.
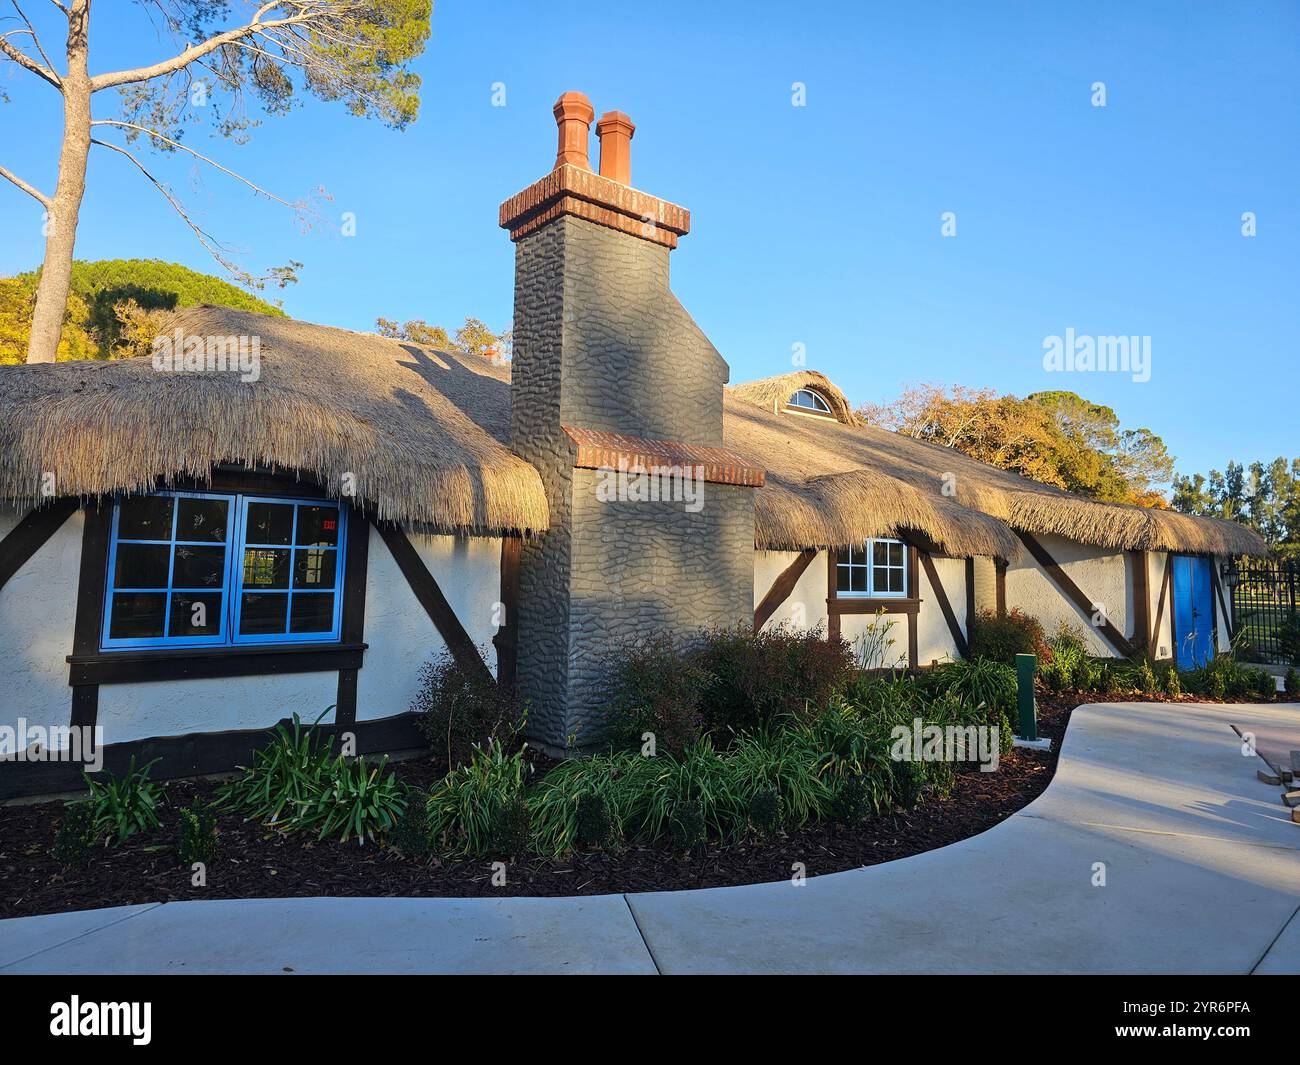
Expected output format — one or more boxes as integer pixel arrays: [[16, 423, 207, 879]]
[[596, 110, 635, 186], [552, 91, 595, 171]]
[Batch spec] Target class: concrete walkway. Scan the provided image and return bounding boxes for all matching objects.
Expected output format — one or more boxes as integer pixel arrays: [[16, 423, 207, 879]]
[[2, 701, 1297, 974]]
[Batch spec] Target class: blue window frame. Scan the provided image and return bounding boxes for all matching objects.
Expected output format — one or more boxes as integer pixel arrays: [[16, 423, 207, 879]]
[[102, 491, 346, 650]]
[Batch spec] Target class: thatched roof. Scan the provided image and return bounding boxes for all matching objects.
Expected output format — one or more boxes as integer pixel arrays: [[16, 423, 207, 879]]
[[727, 374, 1267, 557], [728, 370, 857, 425], [0, 304, 1263, 558], [0, 307, 549, 535]]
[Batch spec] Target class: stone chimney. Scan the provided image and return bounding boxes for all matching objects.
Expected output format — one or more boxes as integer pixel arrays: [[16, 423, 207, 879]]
[[500, 92, 762, 755]]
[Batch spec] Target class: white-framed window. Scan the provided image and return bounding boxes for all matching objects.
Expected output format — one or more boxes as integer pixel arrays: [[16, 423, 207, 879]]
[[836, 538, 908, 598], [787, 388, 832, 414]]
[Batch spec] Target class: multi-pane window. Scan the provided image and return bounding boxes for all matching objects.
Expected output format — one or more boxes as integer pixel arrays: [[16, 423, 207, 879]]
[[102, 492, 345, 649], [787, 388, 832, 413], [836, 539, 908, 598]]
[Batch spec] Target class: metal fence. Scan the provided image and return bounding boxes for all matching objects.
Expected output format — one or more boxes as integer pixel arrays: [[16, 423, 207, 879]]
[[1229, 557, 1299, 665]]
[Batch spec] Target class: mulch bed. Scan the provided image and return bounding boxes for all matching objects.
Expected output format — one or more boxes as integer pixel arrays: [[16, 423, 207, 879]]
[[5, 695, 1076, 918]]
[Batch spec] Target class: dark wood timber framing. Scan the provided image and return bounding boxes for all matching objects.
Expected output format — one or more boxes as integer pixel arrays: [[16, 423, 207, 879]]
[[1150, 557, 1173, 659], [0, 498, 78, 591], [1130, 550, 1150, 653], [754, 548, 817, 632], [826, 545, 921, 668], [1211, 564, 1230, 645], [919, 551, 968, 658], [994, 559, 1007, 617], [1015, 531, 1137, 658], [334, 504, 371, 726], [374, 523, 491, 683], [493, 534, 523, 691], [68, 502, 112, 729]]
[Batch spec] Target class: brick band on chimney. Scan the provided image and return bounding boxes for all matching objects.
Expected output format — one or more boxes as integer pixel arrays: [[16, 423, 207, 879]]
[[501, 92, 689, 249]]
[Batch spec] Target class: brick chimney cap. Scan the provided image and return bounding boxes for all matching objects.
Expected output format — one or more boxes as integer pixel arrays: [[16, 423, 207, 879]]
[[553, 91, 595, 123]]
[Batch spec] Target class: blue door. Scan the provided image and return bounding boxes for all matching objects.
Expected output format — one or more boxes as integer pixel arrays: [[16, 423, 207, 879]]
[[1172, 555, 1214, 669]]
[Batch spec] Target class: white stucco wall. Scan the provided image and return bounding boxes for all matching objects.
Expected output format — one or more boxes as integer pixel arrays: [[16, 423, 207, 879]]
[[755, 548, 967, 666], [916, 555, 968, 665], [354, 528, 503, 721], [0, 503, 506, 746], [1005, 533, 1132, 656], [1147, 551, 1173, 660], [753, 549, 829, 632], [97, 673, 341, 744], [0, 506, 83, 740]]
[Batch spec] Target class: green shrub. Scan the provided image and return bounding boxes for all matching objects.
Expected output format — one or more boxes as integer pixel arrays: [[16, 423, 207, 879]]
[[1098, 661, 1116, 694], [968, 608, 1048, 666], [925, 657, 1017, 722], [1136, 660, 1158, 695], [218, 713, 406, 844], [605, 634, 711, 755], [426, 740, 530, 857], [81, 756, 164, 843], [670, 799, 706, 850], [411, 652, 525, 770], [607, 625, 856, 752], [747, 788, 783, 837], [1253, 668, 1276, 700], [575, 792, 612, 850], [1047, 624, 1089, 687], [1207, 670, 1227, 699], [924, 758, 957, 801], [299, 754, 406, 844], [888, 758, 922, 808], [388, 791, 433, 861], [177, 799, 218, 865], [51, 801, 99, 867], [1041, 660, 1067, 692], [1277, 612, 1300, 666], [1074, 657, 1099, 692], [526, 673, 998, 858], [1285, 667, 1299, 698], [1162, 666, 1182, 698], [691, 623, 856, 736], [489, 796, 533, 860], [998, 712, 1015, 756], [829, 775, 870, 825]]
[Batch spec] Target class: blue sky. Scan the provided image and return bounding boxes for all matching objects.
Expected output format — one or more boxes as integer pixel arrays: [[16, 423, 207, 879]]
[[2, 0, 1297, 483]]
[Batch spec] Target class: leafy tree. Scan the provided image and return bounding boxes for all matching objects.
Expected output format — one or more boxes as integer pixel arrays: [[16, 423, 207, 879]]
[[0, 258, 286, 363], [1, 1, 432, 364], [376, 314, 509, 358], [1173, 457, 1300, 554], [377, 317, 450, 348], [860, 384, 1174, 506]]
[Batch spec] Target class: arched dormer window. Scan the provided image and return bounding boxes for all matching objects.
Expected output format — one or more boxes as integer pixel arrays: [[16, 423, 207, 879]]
[[786, 388, 834, 417]]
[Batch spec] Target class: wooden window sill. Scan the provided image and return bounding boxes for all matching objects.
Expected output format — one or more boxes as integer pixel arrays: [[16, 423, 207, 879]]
[[67, 643, 368, 686], [828, 597, 922, 615]]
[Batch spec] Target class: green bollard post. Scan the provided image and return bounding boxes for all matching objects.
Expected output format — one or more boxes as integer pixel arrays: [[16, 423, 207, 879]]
[[1015, 653, 1037, 741]]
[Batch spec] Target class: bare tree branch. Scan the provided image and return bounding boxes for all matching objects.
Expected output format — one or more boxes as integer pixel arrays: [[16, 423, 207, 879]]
[[10, 0, 56, 72], [0, 31, 61, 88], [89, 3, 328, 92], [90, 118, 312, 217], [90, 136, 246, 277], [0, 161, 51, 206]]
